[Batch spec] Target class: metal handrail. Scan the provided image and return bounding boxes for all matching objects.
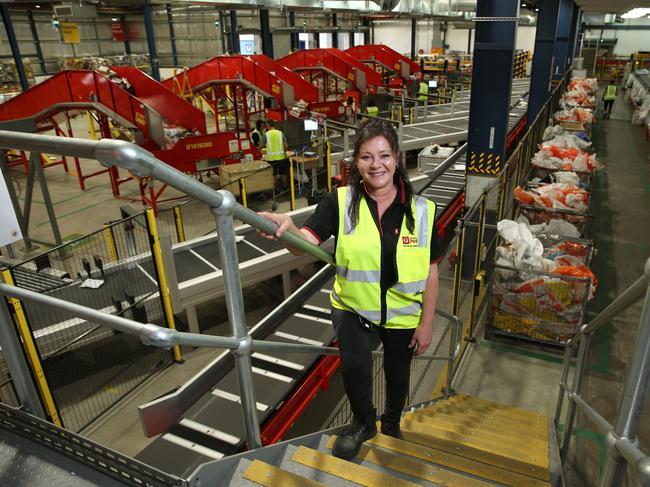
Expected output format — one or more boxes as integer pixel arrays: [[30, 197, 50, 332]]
[[0, 129, 463, 451], [0, 131, 335, 266], [555, 257, 650, 487], [0, 281, 462, 363]]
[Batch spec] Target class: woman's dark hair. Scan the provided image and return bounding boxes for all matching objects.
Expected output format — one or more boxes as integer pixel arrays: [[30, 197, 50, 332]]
[[348, 118, 415, 233]]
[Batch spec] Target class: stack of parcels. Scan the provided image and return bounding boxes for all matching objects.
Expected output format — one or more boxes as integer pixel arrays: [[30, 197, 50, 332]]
[[490, 219, 597, 343], [531, 139, 600, 185], [515, 181, 591, 237], [561, 77, 598, 109], [554, 106, 594, 125]]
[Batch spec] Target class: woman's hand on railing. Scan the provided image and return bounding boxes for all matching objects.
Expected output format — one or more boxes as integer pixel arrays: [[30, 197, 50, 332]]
[[257, 212, 296, 240]]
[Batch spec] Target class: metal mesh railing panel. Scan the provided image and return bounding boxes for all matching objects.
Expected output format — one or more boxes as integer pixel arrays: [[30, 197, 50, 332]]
[[9, 218, 172, 432], [0, 344, 19, 407]]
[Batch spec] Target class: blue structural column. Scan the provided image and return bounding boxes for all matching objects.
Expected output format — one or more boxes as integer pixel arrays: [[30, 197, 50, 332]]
[[466, 0, 518, 178], [166, 4, 178, 67], [332, 13, 338, 48], [527, 0, 560, 124], [552, 0, 573, 78], [27, 11, 46, 75], [0, 4, 29, 91], [411, 17, 416, 59], [567, 4, 581, 64], [219, 11, 227, 55], [230, 11, 240, 54], [142, 2, 160, 81], [260, 9, 273, 58], [289, 11, 298, 51]]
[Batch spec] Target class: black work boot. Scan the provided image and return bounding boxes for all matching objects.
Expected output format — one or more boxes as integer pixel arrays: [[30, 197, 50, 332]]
[[332, 411, 377, 460], [380, 414, 403, 439]]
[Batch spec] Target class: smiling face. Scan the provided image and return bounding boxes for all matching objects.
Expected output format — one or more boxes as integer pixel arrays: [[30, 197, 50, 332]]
[[355, 136, 397, 193]]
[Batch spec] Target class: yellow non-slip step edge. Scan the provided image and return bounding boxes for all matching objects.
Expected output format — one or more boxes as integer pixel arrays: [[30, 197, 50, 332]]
[[325, 436, 496, 487], [367, 433, 551, 487], [403, 426, 550, 481], [442, 395, 547, 422], [427, 401, 547, 427], [403, 413, 549, 452], [243, 459, 325, 486], [291, 445, 421, 487], [412, 407, 549, 440], [404, 420, 549, 468]]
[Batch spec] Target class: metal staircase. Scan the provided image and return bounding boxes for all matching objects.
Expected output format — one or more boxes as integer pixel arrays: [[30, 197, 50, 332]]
[[213, 394, 557, 486]]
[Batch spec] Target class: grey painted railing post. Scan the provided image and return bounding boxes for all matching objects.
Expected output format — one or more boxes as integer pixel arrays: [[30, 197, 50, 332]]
[[600, 259, 650, 487], [560, 333, 590, 461], [211, 190, 261, 450], [0, 297, 45, 419]]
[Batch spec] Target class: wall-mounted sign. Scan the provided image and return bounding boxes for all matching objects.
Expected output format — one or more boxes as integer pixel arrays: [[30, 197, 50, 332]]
[[60, 22, 80, 44]]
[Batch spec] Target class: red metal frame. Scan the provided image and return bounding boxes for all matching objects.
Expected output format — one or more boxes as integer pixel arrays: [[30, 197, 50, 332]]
[[345, 44, 420, 83], [260, 352, 341, 446]]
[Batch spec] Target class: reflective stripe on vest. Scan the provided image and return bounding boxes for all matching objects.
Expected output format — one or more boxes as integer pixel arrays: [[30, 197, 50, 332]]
[[266, 129, 285, 161], [367, 106, 379, 117], [418, 82, 428, 101], [331, 186, 436, 328], [604, 85, 616, 101]]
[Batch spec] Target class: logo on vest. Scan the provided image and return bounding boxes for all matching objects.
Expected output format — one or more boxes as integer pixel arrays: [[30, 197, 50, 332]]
[[401, 236, 418, 247]]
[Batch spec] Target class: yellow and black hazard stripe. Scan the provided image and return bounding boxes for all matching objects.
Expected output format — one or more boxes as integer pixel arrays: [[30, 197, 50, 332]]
[[467, 151, 504, 175]]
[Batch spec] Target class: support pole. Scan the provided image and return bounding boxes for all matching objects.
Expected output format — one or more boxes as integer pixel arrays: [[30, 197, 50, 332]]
[[142, 2, 160, 81], [230, 10, 240, 54], [212, 191, 261, 450], [553, 0, 573, 79], [567, 4, 581, 67], [411, 17, 417, 60], [219, 11, 227, 55], [0, 296, 46, 419], [527, 0, 560, 124], [260, 9, 273, 58], [166, 4, 178, 67], [289, 11, 298, 51], [122, 15, 131, 55], [27, 11, 46, 75], [332, 13, 338, 48], [0, 3, 29, 91]]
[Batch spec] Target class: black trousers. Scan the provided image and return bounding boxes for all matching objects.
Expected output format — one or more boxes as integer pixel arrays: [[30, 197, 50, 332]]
[[604, 99, 614, 115], [332, 308, 415, 420]]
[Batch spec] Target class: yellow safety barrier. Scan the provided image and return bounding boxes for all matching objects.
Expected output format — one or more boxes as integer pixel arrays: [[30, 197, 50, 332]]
[[86, 111, 97, 140], [1, 270, 62, 426], [145, 209, 183, 363], [239, 178, 248, 208], [173, 206, 185, 242], [326, 140, 332, 193], [103, 224, 119, 262], [289, 159, 296, 211]]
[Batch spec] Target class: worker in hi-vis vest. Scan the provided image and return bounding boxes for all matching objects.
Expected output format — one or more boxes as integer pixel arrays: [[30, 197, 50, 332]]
[[602, 82, 616, 119], [417, 76, 428, 102], [263, 120, 290, 190], [251, 119, 266, 149], [366, 98, 379, 117]]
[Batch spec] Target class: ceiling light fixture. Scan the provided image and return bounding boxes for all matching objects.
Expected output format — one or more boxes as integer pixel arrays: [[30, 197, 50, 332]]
[[621, 8, 650, 19], [35, 4, 41, 8]]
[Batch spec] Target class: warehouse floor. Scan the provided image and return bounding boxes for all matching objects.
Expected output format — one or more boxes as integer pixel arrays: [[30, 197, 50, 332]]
[[3, 89, 649, 485]]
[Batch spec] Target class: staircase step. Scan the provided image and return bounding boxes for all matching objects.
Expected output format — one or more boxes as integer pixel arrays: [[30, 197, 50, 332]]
[[243, 458, 326, 486], [435, 395, 547, 423], [278, 444, 360, 486], [365, 433, 551, 487], [401, 425, 549, 482], [324, 434, 496, 486], [402, 413, 548, 454], [289, 443, 425, 486], [411, 406, 548, 440]]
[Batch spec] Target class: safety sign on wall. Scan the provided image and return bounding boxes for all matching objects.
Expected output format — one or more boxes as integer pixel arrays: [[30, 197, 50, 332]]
[[0, 171, 22, 247]]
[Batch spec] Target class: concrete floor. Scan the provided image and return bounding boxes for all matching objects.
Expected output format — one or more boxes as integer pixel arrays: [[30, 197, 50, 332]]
[[2, 86, 649, 485]]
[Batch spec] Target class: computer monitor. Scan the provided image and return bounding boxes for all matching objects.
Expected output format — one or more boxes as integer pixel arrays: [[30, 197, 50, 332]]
[[428, 80, 438, 89], [303, 119, 318, 131]]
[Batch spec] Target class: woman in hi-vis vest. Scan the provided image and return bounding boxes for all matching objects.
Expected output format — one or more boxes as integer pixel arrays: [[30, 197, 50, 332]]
[[259, 118, 442, 461]]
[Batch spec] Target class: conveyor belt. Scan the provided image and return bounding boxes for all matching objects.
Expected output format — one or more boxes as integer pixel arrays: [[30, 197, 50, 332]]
[[329, 79, 530, 160]]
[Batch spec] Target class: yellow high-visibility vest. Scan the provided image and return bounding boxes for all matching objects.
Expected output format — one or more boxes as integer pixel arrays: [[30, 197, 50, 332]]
[[331, 186, 436, 328], [367, 106, 379, 117], [265, 129, 285, 161], [418, 82, 428, 101], [604, 85, 616, 101]]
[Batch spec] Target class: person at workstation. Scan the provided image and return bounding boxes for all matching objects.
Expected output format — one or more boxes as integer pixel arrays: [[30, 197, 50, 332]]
[[263, 120, 290, 190], [417, 75, 429, 103], [251, 119, 266, 149], [366, 98, 379, 117], [602, 81, 617, 119], [258, 118, 441, 461]]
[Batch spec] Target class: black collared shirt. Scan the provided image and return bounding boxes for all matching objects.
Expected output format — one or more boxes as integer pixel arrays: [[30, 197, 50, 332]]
[[303, 185, 442, 292]]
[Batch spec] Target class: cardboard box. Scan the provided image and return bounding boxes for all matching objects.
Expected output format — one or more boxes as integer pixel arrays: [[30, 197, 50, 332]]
[[219, 160, 273, 196], [559, 121, 587, 133]]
